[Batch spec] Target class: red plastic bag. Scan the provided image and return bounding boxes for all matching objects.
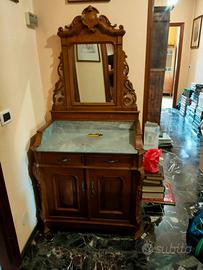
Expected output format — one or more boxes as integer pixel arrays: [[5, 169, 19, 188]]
[[143, 149, 162, 173]]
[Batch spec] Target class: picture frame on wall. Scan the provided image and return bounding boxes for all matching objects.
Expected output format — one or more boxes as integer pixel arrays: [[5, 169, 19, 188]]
[[76, 44, 100, 62], [191, 15, 203, 49]]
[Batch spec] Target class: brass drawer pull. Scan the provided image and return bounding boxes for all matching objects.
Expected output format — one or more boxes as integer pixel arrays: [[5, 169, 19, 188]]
[[60, 157, 71, 163], [105, 159, 119, 164], [82, 180, 85, 193], [90, 180, 95, 195]]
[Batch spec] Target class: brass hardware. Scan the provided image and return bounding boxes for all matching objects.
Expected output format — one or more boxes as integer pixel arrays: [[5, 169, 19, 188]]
[[90, 180, 95, 195], [106, 159, 119, 164], [60, 157, 71, 163], [87, 133, 103, 137], [82, 180, 85, 192]]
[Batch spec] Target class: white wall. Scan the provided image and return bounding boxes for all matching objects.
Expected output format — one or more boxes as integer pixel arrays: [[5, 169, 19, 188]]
[[155, 0, 196, 99], [187, 0, 203, 85], [33, 0, 148, 119], [0, 0, 45, 251]]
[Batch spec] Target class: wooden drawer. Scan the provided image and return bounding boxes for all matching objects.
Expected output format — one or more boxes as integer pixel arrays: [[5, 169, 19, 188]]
[[85, 154, 134, 168], [35, 152, 83, 166]]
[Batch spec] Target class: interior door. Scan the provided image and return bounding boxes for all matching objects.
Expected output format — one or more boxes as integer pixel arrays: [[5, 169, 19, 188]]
[[88, 169, 132, 221], [0, 163, 21, 270], [41, 167, 87, 218], [145, 6, 170, 124]]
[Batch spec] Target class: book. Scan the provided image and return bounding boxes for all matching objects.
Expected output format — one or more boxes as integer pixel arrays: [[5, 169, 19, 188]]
[[143, 179, 162, 186], [144, 203, 164, 216], [143, 182, 175, 205], [159, 133, 172, 144], [142, 192, 164, 199], [142, 185, 165, 193], [145, 175, 164, 181]]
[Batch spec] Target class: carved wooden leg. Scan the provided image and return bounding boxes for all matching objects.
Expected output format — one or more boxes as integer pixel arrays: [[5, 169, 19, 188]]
[[134, 166, 144, 240], [43, 223, 50, 234], [134, 221, 143, 240]]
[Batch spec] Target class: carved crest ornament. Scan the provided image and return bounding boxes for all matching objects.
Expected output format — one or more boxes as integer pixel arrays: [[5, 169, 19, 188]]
[[52, 6, 137, 111]]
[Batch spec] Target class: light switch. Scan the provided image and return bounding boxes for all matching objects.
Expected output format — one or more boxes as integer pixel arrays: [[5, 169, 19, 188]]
[[0, 109, 12, 126], [25, 12, 38, 28]]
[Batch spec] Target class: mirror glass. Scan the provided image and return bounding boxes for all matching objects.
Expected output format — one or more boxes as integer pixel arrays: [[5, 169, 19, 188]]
[[72, 43, 115, 103]]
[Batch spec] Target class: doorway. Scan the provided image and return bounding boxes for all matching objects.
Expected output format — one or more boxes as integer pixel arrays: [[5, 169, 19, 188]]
[[162, 22, 184, 109]]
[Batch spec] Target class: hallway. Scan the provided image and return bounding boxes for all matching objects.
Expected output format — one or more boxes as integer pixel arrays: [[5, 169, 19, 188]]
[[21, 109, 203, 269]]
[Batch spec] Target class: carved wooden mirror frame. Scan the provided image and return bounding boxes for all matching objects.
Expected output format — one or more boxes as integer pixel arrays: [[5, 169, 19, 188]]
[[52, 6, 139, 120]]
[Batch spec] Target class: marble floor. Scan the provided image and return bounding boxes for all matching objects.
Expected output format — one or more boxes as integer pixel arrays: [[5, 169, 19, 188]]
[[161, 96, 173, 109], [21, 109, 203, 269]]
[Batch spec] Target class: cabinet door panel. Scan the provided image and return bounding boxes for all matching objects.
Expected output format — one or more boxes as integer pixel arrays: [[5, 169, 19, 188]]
[[88, 169, 132, 220], [99, 176, 122, 211], [54, 174, 78, 208], [42, 168, 86, 217]]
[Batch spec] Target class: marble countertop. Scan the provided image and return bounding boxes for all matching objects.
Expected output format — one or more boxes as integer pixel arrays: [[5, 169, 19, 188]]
[[36, 121, 137, 154]]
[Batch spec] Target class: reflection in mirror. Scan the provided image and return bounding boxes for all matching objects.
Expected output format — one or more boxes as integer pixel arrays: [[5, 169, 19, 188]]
[[72, 43, 115, 103]]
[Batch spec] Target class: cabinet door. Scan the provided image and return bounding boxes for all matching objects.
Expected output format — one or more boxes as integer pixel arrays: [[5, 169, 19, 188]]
[[88, 169, 132, 220], [41, 167, 86, 218]]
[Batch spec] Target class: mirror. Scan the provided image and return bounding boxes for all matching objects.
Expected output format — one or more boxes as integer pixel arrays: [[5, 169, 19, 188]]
[[52, 6, 138, 114], [72, 43, 115, 103]]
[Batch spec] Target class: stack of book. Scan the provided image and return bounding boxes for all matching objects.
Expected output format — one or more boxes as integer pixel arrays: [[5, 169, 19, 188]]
[[185, 98, 197, 123], [143, 181, 175, 205], [198, 92, 203, 108], [158, 132, 173, 148], [179, 95, 190, 117], [192, 92, 203, 135], [142, 166, 165, 200], [185, 84, 203, 125], [143, 203, 164, 216], [193, 105, 203, 134]]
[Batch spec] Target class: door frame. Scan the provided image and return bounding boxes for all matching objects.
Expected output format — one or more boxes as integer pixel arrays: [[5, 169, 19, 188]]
[[170, 22, 184, 108], [143, 0, 184, 126], [0, 163, 21, 270]]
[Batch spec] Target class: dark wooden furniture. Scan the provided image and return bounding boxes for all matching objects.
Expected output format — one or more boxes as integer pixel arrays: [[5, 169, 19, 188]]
[[0, 163, 21, 270], [29, 6, 144, 239]]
